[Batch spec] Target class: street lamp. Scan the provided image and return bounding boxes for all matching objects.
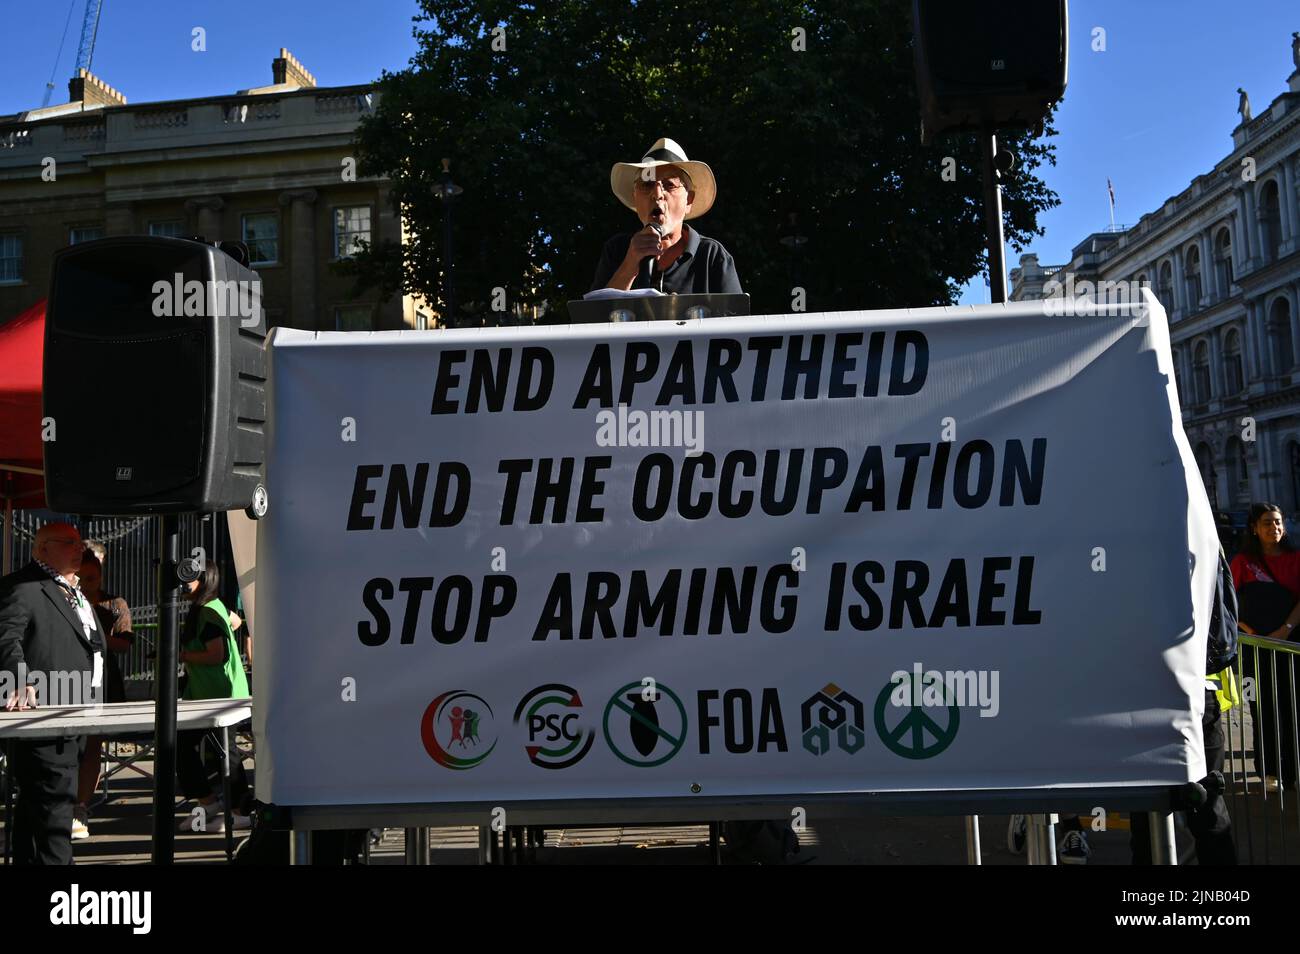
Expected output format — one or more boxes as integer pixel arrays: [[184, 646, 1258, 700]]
[[433, 157, 463, 325]]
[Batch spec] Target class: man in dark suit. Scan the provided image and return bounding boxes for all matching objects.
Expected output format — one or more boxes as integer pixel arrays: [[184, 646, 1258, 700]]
[[0, 522, 103, 864]]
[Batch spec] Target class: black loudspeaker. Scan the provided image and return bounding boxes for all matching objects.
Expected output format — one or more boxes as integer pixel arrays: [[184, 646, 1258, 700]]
[[44, 236, 268, 517], [912, 0, 1068, 143]]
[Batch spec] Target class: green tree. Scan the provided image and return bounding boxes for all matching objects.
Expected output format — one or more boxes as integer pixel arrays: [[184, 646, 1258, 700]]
[[346, 0, 1060, 325]]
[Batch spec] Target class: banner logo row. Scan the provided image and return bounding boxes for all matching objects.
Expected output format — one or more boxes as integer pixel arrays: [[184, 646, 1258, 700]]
[[418, 671, 993, 770]]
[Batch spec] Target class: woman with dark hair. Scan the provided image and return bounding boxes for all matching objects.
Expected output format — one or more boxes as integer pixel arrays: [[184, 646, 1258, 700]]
[[1229, 502, 1300, 786], [176, 562, 251, 833], [1231, 504, 1300, 634]]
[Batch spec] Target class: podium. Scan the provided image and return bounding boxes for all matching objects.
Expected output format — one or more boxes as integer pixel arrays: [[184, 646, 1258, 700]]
[[554, 292, 751, 325]]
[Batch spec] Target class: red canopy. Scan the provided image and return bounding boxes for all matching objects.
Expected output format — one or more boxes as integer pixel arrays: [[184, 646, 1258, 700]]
[[0, 299, 46, 509]]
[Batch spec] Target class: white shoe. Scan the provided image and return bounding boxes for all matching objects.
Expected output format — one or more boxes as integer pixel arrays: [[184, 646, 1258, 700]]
[[179, 801, 224, 833], [1006, 814, 1026, 854], [71, 818, 90, 840], [209, 811, 252, 833]]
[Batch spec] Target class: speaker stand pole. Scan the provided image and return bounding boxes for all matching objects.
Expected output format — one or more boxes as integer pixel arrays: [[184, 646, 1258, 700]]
[[980, 129, 1008, 305], [966, 128, 1009, 855], [152, 514, 182, 864]]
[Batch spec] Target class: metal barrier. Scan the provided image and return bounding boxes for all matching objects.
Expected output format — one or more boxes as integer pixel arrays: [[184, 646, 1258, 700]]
[[1002, 637, 1300, 867], [10, 508, 1293, 865], [2, 509, 235, 691], [1226, 633, 1300, 864]]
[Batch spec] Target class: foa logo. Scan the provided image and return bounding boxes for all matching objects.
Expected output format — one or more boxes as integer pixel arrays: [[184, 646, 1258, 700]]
[[115, 467, 132, 481]]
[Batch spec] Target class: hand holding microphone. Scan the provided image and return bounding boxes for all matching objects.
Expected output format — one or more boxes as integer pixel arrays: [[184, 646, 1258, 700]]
[[627, 221, 666, 287]]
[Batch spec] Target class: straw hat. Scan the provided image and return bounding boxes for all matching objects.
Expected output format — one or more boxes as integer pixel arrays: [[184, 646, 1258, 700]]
[[610, 137, 716, 220]]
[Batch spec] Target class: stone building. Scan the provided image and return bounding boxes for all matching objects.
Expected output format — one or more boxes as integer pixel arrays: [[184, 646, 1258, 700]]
[[0, 49, 431, 331], [1012, 36, 1300, 519]]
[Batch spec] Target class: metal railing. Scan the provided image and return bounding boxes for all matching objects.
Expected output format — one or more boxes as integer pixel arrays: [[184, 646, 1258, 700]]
[[2, 509, 235, 693], [1225, 633, 1300, 863]]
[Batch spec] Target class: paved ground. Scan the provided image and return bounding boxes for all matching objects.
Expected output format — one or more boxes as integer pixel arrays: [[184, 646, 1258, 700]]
[[0, 741, 1185, 865], [6, 729, 1297, 864]]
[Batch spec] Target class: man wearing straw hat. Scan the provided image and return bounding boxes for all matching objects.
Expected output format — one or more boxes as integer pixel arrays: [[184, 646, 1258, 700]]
[[590, 137, 743, 295], [588, 140, 795, 861]]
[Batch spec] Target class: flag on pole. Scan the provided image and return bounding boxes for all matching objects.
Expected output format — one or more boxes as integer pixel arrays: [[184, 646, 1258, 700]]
[[1107, 178, 1116, 210]]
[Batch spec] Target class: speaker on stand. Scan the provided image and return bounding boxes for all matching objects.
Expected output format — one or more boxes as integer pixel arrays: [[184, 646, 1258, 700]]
[[45, 235, 269, 863], [912, 0, 1069, 303]]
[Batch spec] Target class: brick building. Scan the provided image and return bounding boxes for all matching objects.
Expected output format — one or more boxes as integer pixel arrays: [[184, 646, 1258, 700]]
[[0, 48, 430, 332]]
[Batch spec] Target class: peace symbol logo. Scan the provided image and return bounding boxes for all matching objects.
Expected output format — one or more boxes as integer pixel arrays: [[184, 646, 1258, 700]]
[[872, 672, 960, 760]]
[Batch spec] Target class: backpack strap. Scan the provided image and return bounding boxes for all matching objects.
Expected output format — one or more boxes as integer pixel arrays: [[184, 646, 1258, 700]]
[[1208, 546, 1240, 675]]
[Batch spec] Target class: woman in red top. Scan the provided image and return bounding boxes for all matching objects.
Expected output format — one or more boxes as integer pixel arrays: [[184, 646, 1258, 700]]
[[1230, 503, 1300, 639], [1231, 502, 1300, 787]]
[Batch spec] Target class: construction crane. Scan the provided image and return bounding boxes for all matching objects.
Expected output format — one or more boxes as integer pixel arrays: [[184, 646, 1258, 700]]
[[41, 0, 105, 108]]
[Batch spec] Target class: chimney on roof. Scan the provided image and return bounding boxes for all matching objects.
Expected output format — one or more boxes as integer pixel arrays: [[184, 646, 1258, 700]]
[[272, 48, 317, 88], [68, 68, 127, 107]]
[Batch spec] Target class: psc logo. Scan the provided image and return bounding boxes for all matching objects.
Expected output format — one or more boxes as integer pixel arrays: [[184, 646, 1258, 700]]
[[420, 690, 497, 769], [513, 683, 595, 769]]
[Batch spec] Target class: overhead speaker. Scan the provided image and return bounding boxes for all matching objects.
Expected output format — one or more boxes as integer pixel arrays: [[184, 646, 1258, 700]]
[[913, 0, 1069, 143], [44, 235, 268, 517]]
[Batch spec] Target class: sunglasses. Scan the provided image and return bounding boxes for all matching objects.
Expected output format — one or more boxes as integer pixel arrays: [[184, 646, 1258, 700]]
[[634, 179, 688, 195]]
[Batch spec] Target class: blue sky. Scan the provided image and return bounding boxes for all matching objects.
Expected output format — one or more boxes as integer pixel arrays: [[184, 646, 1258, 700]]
[[1, 0, 1295, 305], [959, 0, 1297, 303], [0, 1, 422, 112]]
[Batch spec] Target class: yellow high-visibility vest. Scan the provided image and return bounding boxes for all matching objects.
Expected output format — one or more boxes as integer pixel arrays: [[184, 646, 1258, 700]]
[[1207, 667, 1240, 712]]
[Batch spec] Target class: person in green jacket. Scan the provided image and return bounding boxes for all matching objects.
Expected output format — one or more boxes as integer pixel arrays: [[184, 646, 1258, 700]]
[[177, 563, 250, 833]]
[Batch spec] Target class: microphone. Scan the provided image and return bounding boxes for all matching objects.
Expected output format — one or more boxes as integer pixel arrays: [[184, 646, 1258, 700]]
[[639, 222, 663, 288]]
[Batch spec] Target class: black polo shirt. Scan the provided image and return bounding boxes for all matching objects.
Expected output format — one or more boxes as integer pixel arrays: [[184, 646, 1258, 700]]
[[589, 225, 743, 294]]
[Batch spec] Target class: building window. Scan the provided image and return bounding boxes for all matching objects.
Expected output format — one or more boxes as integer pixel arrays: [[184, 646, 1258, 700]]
[[1291, 442, 1300, 514], [1260, 180, 1282, 264], [1269, 298, 1294, 375], [415, 310, 429, 331], [69, 226, 103, 245], [1197, 443, 1218, 511], [1225, 438, 1248, 506], [1184, 246, 1201, 310], [333, 206, 371, 259], [1193, 340, 1212, 403], [1223, 330, 1244, 395], [1158, 261, 1174, 315], [1171, 347, 1186, 404], [1214, 228, 1232, 293], [335, 305, 372, 331], [149, 220, 186, 238], [242, 212, 279, 265], [0, 234, 22, 283]]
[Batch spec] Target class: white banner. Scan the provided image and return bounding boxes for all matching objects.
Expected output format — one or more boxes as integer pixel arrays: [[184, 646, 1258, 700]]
[[254, 292, 1215, 807], [226, 510, 257, 639]]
